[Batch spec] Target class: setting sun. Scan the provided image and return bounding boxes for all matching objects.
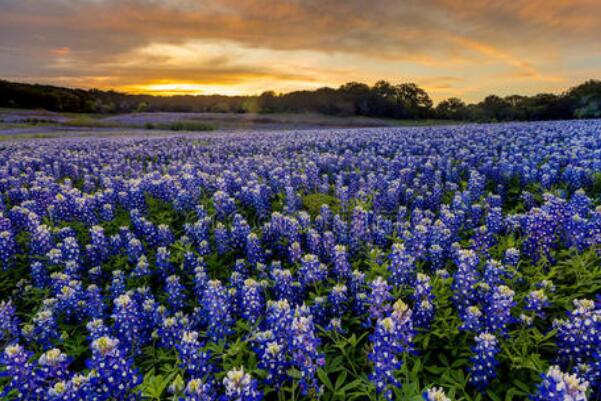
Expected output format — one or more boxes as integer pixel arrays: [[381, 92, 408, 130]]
[[2, 1, 600, 101]]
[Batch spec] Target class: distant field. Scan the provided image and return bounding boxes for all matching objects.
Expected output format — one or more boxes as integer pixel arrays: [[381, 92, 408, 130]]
[[0, 108, 462, 135]]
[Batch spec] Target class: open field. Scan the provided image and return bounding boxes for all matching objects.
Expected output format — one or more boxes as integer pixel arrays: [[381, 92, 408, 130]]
[[0, 108, 461, 136], [0, 120, 600, 401]]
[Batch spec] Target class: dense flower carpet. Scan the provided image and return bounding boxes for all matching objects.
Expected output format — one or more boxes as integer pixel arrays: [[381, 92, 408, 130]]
[[0, 121, 600, 401]]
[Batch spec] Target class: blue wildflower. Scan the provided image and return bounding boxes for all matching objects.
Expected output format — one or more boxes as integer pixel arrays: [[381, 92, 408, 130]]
[[468, 332, 499, 391], [222, 367, 262, 401], [530, 365, 588, 401], [289, 305, 324, 397], [87, 336, 142, 401]]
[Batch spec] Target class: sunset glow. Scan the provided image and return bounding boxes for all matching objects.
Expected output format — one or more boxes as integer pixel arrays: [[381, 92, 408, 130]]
[[1, 0, 600, 101]]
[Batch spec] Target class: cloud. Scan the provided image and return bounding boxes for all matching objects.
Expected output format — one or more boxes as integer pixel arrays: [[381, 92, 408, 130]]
[[49, 47, 71, 56], [0, 0, 599, 101]]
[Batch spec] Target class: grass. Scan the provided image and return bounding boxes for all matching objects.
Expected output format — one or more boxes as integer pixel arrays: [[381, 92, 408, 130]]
[[62, 116, 120, 128], [0, 120, 55, 130], [0, 133, 57, 141], [56, 117, 215, 131], [302, 193, 340, 216], [385, 118, 465, 127], [0, 108, 465, 134], [143, 120, 215, 131]]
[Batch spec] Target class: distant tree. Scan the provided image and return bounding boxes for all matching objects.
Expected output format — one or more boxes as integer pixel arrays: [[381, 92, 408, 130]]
[[1, 78, 600, 122], [100, 102, 116, 114], [566, 80, 601, 118], [502, 95, 528, 120], [372, 80, 397, 99], [395, 83, 433, 118], [522, 94, 559, 120], [478, 95, 511, 121], [367, 80, 398, 117], [339, 82, 371, 115], [339, 82, 370, 95], [258, 91, 279, 113], [240, 98, 259, 113], [135, 102, 149, 113], [211, 102, 231, 113], [436, 97, 467, 120]]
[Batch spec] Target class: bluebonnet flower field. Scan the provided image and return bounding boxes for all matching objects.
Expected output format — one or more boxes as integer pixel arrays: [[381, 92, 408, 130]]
[[0, 120, 600, 401]]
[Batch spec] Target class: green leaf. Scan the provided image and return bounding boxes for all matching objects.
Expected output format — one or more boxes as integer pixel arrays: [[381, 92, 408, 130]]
[[512, 379, 531, 393], [317, 368, 335, 392], [339, 379, 362, 393], [334, 370, 347, 390], [425, 366, 445, 374], [487, 389, 502, 401]]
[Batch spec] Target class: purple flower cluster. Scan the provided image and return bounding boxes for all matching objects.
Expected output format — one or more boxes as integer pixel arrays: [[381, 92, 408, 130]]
[[368, 300, 414, 400], [0, 121, 600, 400], [468, 332, 500, 391]]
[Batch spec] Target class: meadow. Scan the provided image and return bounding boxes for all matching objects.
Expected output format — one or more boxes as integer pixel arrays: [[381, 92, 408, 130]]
[[0, 108, 435, 136], [0, 120, 600, 401]]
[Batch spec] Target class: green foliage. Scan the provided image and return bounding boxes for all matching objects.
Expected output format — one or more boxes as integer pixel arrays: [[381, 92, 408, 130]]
[[302, 193, 340, 216], [62, 116, 119, 128], [139, 368, 181, 401], [2, 78, 599, 121], [591, 172, 601, 200], [143, 120, 215, 131]]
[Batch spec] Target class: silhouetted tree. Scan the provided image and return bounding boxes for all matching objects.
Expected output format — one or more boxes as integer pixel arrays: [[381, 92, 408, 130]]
[[395, 83, 433, 118], [435, 97, 467, 120], [566, 80, 601, 118], [1, 78, 600, 122]]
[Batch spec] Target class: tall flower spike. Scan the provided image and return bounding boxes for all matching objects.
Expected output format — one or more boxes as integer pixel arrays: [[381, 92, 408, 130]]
[[328, 283, 348, 319], [0, 300, 20, 343], [112, 293, 146, 354], [530, 365, 588, 401], [483, 285, 515, 335], [182, 378, 214, 401], [332, 245, 351, 280], [298, 254, 327, 288], [553, 298, 600, 371], [255, 337, 288, 390], [413, 273, 435, 329], [368, 276, 392, 322], [222, 367, 263, 401], [389, 242, 416, 289], [423, 387, 451, 401], [452, 249, 480, 313], [241, 278, 265, 322], [87, 336, 142, 401], [289, 305, 325, 397], [369, 316, 403, 400], [368, 300, 414, 401], [246, 233, 265, 266], [0, 230, 17, 270], [177, 330, 212, 380], [0, 344, 34, 399], [201, 280, 233, 341], [468, 332, 499, 391], [165, 275, 186, 311]]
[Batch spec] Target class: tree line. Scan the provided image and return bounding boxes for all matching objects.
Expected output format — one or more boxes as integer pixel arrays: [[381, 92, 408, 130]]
[[1, 78, 600, 121]]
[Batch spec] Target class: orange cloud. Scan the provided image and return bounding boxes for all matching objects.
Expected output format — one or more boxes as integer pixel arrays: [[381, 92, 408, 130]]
[[0, 0, 598, 102], [50, 47, 70, 56], [450, 36, 565, 83]]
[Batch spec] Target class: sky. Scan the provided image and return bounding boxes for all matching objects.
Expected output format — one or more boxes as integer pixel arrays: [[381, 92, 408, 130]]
[[0, 0, 600, 103]]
